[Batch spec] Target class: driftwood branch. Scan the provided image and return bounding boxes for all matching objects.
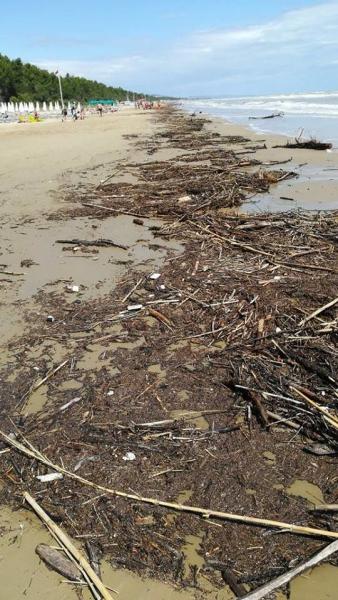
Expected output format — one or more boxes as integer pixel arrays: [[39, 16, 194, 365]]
[[56, 238, 128, 250], [240, 539, 338, 600]]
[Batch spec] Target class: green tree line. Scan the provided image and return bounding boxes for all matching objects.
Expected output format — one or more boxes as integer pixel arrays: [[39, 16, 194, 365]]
[[0, 54, 143, 103]]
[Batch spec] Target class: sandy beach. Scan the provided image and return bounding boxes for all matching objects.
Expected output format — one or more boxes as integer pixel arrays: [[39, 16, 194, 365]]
[[0, 107, 337, 600]]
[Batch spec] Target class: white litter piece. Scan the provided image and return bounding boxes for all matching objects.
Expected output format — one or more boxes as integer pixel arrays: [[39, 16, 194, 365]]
[[159, 285, 166, 290], [107, 390, 114, 396], [276, 327, 282, 334], [127, 304, 143, 311], [149, 273, 161, 280], [273, 276, 282, 281], [178, 195, 191, 204], [122, 452, 136, 462], [66, 285, 79, 293], [60, 396, 81, 412], [36, 472, 63, 483], [46, 315, 55, 323]]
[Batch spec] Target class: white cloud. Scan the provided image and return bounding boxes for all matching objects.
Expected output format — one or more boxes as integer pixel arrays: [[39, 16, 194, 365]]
[[36, 2, 338, 95]]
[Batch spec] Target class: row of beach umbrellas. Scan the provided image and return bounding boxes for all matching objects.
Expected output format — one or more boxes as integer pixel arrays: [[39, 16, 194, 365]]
[[0, 101, 82, 113]]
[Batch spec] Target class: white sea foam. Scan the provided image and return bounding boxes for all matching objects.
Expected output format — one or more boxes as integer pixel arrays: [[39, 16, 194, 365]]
[[182, 92, 338, 145]]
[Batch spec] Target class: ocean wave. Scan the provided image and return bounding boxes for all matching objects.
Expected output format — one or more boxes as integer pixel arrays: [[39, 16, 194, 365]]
[[184, 93, 338, 117]]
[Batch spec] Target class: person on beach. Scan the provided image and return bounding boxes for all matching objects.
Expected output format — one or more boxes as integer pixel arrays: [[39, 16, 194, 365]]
[[70, 104, 76, 117], [80, 105, 85, 120], [97, 103, 103, 117], [61, 107, 68, 121]]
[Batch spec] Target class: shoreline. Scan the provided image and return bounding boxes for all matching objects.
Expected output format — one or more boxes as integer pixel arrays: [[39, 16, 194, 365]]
[[0, 106, 337, 600], [201, 112, 338, 212]]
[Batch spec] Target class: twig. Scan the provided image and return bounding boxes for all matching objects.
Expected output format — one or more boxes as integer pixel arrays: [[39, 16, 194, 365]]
[[82, 202, 146, 218], [300, 296, 338, 326], [291, 386, 338, 430], [122, 277, 143, 303]]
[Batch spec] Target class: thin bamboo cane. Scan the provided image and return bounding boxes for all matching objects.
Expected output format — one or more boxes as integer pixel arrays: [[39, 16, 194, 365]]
[[24, 492, 114, 600], [2, 431, 338, 540]]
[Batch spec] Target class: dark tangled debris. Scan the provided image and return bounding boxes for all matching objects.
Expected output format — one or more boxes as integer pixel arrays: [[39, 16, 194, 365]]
[[0, 106, 337, 597]]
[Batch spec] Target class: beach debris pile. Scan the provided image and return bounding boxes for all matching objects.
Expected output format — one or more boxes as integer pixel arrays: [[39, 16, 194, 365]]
[[62, 105, 297, 221], [0, 106, 337, 598]]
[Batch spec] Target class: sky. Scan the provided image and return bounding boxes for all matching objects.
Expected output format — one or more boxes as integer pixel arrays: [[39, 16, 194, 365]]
[[1, 0, 338, 96]]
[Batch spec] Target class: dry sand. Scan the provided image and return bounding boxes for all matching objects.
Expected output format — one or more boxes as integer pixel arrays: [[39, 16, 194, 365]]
[[0, 108, 337, 600]]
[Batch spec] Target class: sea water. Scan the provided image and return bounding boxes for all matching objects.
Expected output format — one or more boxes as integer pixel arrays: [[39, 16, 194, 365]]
[[182, 92, 338, 147]]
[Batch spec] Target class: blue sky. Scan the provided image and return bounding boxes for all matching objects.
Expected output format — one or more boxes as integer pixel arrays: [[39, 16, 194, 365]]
[[1, 0, 338, 96]]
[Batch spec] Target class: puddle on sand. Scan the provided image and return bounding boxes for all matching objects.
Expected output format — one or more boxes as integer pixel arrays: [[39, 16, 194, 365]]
[[58, 379, 83, 391], [23, 384, 48, 415], [182, 532, 204, 579], [286, 479, 324, 506], [262, 451, 277, 465], [170, 408, 209, 431], [109, 336, 145, 351], [290, 563, 338, 600], [167, 340, 190, 352], [0, 505, 230, 600], [76, 345, 121, 375], [147, 363, 167, 381], [246, 178, 338, 213], [0, 506, 77, 600]]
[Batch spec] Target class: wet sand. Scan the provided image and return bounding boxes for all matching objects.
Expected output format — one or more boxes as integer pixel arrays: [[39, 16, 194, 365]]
[[204, 115, 338, 212], [0, 110, 181, 345], [1, 108, 338, 600]]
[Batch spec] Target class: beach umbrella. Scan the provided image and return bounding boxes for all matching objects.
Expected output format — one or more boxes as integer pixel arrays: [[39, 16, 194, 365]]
[[28, 102, 34, 112], [42, 102, 47, 112], [36, 102, 40, 112], [7, 102, 13, 112], [55, 101, 60, 111], [67, 101, 71, 111], [14, 102, 19, 112], [49, 101, 53, 112]]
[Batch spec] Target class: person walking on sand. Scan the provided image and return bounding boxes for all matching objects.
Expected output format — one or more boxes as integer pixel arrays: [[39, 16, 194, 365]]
[[61, 106, 68, 122], [97, 103, 103, 117]]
